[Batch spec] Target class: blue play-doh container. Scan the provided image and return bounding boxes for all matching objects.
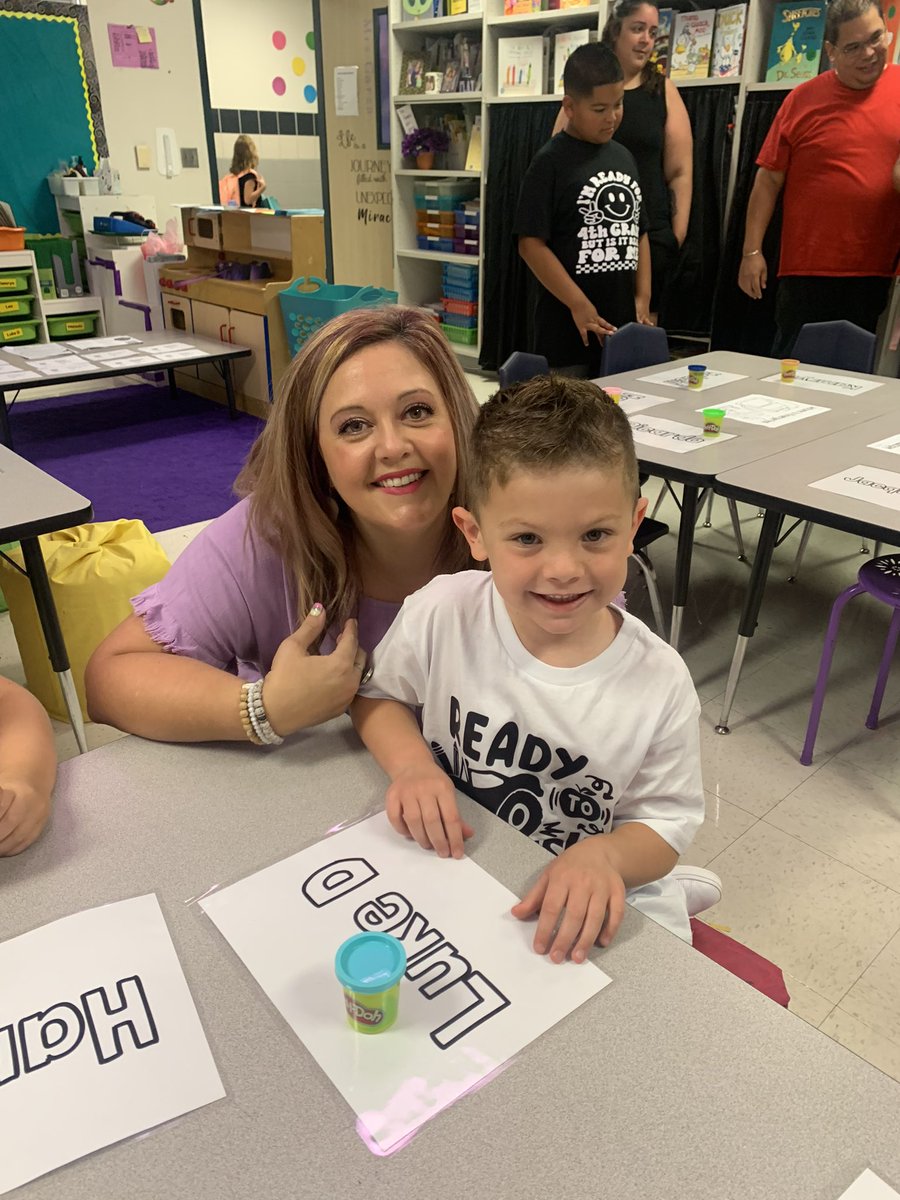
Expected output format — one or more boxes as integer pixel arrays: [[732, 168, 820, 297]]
[[334, 932, 407, 1034]]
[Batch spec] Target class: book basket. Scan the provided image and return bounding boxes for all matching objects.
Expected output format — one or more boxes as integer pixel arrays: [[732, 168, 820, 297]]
[[279, 276, 398, 357]]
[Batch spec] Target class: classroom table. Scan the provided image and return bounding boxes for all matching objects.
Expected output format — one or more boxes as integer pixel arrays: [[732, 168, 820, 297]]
[[0, 331, 253, 448], [0, 443, 92, 751], [598, 351, 900, 648], [5, 729, 900, 1199], [713, 409, 900, 734]]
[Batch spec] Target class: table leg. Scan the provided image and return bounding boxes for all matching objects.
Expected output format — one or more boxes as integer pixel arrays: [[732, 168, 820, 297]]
[[0, 389, 11, 449], [20, 537, 88, 755], [670, 483, 700, 652], [715, 508, 783, 735], [222, 361, 237, 420], [167, 367, 177, 402]]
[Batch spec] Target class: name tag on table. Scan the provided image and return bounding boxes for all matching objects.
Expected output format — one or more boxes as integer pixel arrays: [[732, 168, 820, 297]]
[[762, 370, 882, 396], [637, 366, 747, 391], [694, 394, 829, 428], [588, 386, 675, 415], [868, 434, 900, 456], [837, 1169, 900, 1199], [810, 464, 900, 513], [628, 414, 737, 453]]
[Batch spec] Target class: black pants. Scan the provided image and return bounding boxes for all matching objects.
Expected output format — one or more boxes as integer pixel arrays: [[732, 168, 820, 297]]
[[772, 275, 891, 358]]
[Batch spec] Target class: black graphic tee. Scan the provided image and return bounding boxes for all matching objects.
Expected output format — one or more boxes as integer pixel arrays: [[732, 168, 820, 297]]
[[515, 133, 646, 372]]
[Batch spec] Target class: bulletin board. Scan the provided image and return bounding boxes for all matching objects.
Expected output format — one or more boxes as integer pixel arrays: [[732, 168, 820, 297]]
[[0, 1, 108, 234]]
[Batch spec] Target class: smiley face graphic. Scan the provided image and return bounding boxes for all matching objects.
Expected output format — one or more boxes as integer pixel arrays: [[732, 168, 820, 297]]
[[597, 183, 636, 222]]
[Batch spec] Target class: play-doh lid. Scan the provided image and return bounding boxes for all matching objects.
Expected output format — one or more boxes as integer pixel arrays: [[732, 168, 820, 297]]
[[335, 932, 407, 994]]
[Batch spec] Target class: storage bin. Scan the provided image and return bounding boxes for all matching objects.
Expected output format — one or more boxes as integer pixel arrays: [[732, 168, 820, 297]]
[[415, 208, 455, 231], [278, 275, 398, 357], [417, 218, 456, 237], [0, 319, 41, 345], [442, 282, 479, 303], [454, 222, 480, 239], [453, 208, 481, 226], [0, 294, 35, 319], [452, 238, 480, 256], [413, 179, 479, 212], [416, 235, 455, 252], [441, 311, 478, 329], [441, 263, 478, 285], [46, 311, 100, 339], [442, 297, 478, 317], [0, 270, 33, 294], [440, 321, 478, 346], [0, 227, 26, 251]]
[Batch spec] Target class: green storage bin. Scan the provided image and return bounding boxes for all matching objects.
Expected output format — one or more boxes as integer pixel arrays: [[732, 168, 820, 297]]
[[46, 311, 99, 340], [0, 319, 41, 345], [0, 271, 33, 294], [440, 321, 477, 346], [0, 294, 35, 319]]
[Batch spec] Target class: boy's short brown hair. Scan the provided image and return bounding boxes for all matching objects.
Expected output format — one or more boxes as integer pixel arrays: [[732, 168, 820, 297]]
[[469, 375, 640, 510]]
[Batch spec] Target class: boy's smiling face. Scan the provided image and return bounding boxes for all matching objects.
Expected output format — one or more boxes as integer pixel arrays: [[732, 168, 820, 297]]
[[562, 81, 625, 144], [453, 464, 647, 666]]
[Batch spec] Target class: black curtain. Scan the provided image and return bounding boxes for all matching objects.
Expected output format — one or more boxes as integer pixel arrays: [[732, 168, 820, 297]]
[[479, 102, 558, 372], [709, 89, 788, 352], [660, 84, 737, 337]]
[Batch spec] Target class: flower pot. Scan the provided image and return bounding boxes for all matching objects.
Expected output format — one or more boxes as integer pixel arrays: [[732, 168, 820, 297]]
[[416, 152, 435, 170]]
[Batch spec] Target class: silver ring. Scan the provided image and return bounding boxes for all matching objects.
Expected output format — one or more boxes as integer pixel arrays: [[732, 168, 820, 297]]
[[359, 661, 374, 685]]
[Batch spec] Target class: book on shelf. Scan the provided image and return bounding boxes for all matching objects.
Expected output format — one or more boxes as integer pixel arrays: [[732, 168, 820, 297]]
[[553, 28, 596, 94], [710, 3, 747, 77], [669, 9, 715, 80], [401, 0, 443, 20], [465, 116, 482, 172], [559, 1, 593, 8], [765, 2, 827, 84], [651, 8, 674, 75], [504, 1, 542, 12], [497, 34, 551, 97]]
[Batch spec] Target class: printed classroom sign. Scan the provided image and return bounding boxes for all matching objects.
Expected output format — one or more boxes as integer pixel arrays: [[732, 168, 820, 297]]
[[809, 464, 900, 514], [761, 370, 882, 396], [694, 394, 829, 428], [628, 413, 737, 453], [637, 366, 747, 391], [0, 895, 224, 1195], [200, 813, 610, 1153]]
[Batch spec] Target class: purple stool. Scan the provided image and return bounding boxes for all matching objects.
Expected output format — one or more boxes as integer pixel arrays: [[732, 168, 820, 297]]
[[801, 555, 900, 765]]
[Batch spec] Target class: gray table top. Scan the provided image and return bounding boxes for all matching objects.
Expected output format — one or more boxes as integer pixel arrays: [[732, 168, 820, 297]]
[[4, 730, 900, 1200], [715, 408, 900, 541], [600, 350, 900, 485], [0, 331, 251, 393], [0, 442, 92, 540]]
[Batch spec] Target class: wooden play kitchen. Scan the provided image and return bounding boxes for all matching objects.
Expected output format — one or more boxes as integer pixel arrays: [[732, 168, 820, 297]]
[[157, 207, 326, 417]]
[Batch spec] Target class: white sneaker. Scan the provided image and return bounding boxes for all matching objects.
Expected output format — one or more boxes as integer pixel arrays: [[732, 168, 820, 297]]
[[671, 865, 722, 917]]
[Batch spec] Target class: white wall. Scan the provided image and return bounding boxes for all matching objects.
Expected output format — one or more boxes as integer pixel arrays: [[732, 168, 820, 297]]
[[84, 0, 212, 232]]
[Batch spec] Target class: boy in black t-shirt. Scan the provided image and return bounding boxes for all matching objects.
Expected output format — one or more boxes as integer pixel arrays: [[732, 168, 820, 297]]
[[516, 43, 651, 375]]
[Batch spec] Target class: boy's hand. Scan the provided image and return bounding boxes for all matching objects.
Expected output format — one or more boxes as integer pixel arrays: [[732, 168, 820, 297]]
[[511, 838, 626, 963], [0, 780, 51, 856], [635, 299, 653, 325], [569, 299, 616, 347], [386, 763, 475, 859]]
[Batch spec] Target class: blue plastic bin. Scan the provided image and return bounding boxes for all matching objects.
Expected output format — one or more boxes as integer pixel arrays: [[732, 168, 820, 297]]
[[279, 276, 398, 357]]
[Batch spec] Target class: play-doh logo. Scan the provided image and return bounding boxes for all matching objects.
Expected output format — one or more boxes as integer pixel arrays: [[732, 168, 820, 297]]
[[344, 996, 385, 1026]]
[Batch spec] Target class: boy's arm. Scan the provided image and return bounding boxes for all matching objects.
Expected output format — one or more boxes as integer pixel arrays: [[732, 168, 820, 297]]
[[518, 236, 617, 343], [351, 695, 473, 859], [635, 233, 652, 325], [0, 677, 57, 855]]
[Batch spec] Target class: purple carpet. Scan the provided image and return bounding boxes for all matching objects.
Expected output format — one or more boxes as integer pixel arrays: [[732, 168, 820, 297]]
[[11, 385, 265, 532]]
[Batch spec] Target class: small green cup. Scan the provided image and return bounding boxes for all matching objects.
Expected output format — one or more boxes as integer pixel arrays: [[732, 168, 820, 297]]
[[335, 932, 406, 1034], [702, 407, 725, 437]]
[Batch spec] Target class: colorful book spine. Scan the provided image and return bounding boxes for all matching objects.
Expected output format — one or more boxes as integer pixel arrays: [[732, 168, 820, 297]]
[[669, 9, 715, 80], [765, 2, 826, 84], [711, 3, 747, 77], [652, 7, 674, 75]]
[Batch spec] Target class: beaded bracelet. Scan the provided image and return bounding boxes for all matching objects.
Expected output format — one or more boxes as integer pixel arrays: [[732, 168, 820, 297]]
[[240, 679, 284, 746]]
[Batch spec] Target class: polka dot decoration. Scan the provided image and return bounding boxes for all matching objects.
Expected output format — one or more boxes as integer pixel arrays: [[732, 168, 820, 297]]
[[272, 76, 286, 96], [306, 31, 316, 50], [292, 56, 306, 76], [268, 27, 316, 106], [304, 84, 317, 104], [272, 30, 286, 50]]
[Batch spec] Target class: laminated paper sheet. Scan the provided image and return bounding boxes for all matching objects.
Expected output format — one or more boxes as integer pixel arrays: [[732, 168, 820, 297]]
[[761, 370, 882, 396], [695, 394, 829, 428], [628, 413, 736, 453], [200, 813, 611, 1153], [637, 366, 747, 391], [809, 464, 900, 514]]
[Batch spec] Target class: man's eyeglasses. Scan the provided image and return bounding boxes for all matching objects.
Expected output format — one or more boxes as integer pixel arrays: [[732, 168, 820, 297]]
[[836, 28, 888, 58]]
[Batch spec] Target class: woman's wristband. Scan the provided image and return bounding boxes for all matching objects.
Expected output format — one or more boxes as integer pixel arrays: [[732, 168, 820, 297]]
[[742, 249, 762, 258], [240, 679, 284, 746]]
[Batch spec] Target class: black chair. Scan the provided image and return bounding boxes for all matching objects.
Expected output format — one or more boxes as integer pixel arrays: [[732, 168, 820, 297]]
[[792, 320, 877, 375], [599, 322, 670, 375], [495, 349, 670, 634], [789, 321, 879, 579]]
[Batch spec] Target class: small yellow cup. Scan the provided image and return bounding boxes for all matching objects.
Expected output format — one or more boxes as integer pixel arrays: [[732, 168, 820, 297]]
[[603, 387, 621, 405], [687, 364, 707, 389], [781, 358, 799, 383]]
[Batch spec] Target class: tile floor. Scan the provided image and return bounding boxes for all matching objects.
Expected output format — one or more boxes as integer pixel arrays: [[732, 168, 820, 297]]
[[4, 371, 900, 1087]]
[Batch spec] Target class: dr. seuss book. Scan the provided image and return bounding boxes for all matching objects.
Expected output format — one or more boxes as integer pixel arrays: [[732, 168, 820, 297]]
[[669, 9, 715, 80], [711, 4, 747, 76], [765, 2, 826, 83], [651, 8, 674, 75]]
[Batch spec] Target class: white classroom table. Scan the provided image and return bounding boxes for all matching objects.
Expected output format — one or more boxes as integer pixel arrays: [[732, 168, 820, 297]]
[[714, 409, 900, 733], [597, 351, 900, 647], [4, 729, 900, 1199]]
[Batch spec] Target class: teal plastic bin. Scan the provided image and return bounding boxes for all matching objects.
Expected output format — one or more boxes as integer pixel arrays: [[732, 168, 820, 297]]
[[279, 276, 398, 357]]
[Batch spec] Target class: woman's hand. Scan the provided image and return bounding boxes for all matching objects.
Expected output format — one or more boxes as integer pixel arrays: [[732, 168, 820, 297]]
[[262, 605, 365, 735]]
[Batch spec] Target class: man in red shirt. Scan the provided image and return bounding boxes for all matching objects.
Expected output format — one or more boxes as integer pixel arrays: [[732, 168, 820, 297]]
[[738, 0, 900, 356]]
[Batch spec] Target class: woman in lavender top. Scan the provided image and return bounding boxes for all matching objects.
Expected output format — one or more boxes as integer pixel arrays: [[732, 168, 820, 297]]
[[86, 307, 480, 745]]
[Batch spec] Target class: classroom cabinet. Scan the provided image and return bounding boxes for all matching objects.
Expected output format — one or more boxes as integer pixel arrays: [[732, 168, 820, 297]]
[[189, 300, 270, 403]]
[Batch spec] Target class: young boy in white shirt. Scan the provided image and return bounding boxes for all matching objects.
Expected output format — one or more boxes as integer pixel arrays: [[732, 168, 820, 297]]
[[353, 376, 718, 960]]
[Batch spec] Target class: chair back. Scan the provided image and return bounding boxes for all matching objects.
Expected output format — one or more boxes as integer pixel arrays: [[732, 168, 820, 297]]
[[599, 322, 670, 376], [498, 351, 549, 388], [792, 320, 876, 374]]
